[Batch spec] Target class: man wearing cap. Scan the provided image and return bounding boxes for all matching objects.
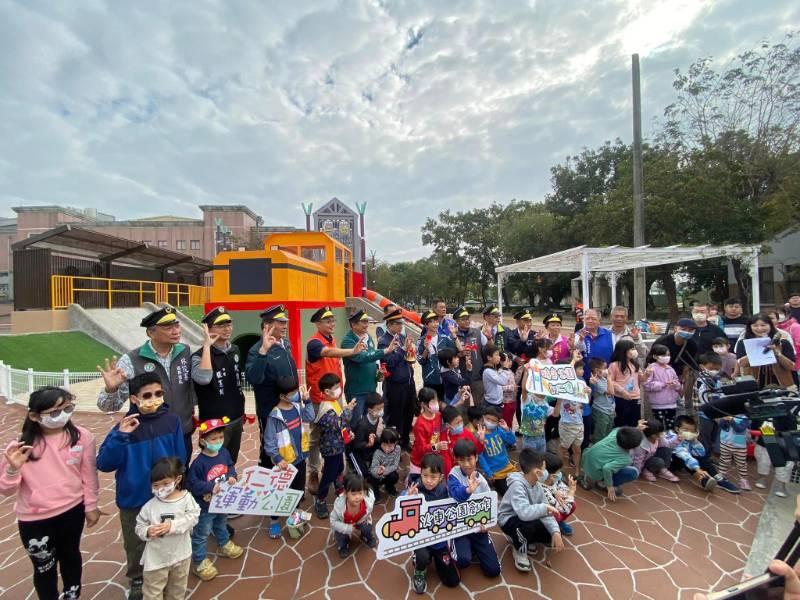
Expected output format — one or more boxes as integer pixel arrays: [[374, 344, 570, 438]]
[[191, 307, 246, 464], [378, 309, 417, 449], [482, 305, 510, 354], [541, 313, 571, 362], [341, 309, 399, 427], [305, 306, 366, 493], [418, 310, 444, 399], [444, 306, 486, 404], [97, 305, 195, 460], [508, 308, 535, 364], [245, 305, 297, 469]]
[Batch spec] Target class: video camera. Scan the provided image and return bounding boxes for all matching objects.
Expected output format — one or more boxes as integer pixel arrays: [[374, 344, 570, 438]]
[[699, 377, 800, 469]]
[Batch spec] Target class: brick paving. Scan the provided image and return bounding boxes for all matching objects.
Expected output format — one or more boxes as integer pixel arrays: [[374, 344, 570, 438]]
[[0, 403, 766, 600]]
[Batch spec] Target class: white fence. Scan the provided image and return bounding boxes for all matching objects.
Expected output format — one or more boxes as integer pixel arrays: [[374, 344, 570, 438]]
[[0, 361, 102, 404]]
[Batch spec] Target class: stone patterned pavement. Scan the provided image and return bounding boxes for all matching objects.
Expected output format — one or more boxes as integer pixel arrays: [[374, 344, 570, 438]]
[[0, 403, 767, 600]]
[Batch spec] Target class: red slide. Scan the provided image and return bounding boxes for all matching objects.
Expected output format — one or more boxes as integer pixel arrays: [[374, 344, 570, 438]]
[[365, 289, 422, 325]]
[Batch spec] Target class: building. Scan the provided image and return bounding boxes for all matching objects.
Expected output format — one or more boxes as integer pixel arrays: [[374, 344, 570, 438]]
[[0, 205, 302, 300]]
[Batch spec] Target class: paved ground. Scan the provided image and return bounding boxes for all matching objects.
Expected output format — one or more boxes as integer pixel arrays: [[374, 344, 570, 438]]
[[0, 403, 769, 600]]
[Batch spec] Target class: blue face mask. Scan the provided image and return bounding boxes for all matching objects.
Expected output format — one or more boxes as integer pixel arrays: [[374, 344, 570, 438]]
[[205, 441, 223, 453], [537, 469, 550, 483], [677, 331, 694, 340], [554, 471, 563, 482], [451, 424, 464, 435], [483, 420, 497, 430], [288, 391, 301, 403]]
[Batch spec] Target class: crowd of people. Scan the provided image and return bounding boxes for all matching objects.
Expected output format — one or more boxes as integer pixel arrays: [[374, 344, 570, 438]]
[[2, 293, 800, 599]]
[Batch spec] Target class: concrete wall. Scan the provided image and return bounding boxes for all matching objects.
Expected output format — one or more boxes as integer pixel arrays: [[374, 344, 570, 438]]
[[11, 309, 70, 333]]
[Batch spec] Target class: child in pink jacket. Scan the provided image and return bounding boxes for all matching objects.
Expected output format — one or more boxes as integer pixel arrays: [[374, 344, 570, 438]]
[[0, 387, 100, 600], [643, 344, 682, 431]]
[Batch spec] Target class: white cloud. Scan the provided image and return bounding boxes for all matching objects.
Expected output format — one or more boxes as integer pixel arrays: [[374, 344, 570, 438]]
[[0, 0, 797, 262]]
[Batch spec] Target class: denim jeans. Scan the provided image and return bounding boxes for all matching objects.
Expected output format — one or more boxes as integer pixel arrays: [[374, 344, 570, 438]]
[[611, 466, 640, 488], [521, 436, 546, 452], [191, 512, 229, 564]]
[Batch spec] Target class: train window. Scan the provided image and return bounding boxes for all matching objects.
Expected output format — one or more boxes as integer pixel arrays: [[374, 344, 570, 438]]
[[301, 246, 326, 262], [408, 510, 416, 517], [335, 248, 343, 264], [229, 258, 272, 294]]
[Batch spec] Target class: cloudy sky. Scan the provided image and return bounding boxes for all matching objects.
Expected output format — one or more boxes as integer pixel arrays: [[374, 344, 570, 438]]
[[1, 0, 797, 261]]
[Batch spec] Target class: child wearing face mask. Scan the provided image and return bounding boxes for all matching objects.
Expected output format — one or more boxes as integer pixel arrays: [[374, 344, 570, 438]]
[[717, 415, 752, 491], [540, 452, 578, 536], [350, 393, 385, 495], [313, 373, 356, 519], [409, 388, 447, 483], [630, 419, 679, 483], [711, 337, 738, 380], [369, 428, 402, 499], [609, 340, 647, 428], [0, 387, 100, 600], [440, 405, 485, 474], [187, 419, 243, 581], [264, 376, 315, 539], [477, 406, 517, 495], [135, 457, 199, 600], [97, 373, 187, 599], [589, 358, 615, 443], [643, 344, 681, 431]]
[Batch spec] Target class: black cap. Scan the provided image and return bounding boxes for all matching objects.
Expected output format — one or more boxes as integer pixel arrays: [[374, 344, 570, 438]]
[[348, 309, 370, 324], [140, 305, 179, 328], [420, 310, 436, 323], [453, 306, 469, 319], [260, 305, 288, 322], [482, 305, 500, 317], [543, 313, 562, 326], [202, 306, 232, 326], [310, 306, 335, 323], [676, 317, 697, 329], [513, 308, 532, 321], [383, 308, 404, 322]]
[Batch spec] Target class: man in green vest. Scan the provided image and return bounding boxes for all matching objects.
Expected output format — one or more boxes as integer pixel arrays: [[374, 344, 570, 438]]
[[97, 305, 195, 461], [341, 309, 398, 428]]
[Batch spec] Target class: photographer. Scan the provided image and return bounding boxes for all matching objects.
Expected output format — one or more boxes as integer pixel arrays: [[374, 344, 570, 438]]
[[735, 313, 797, 390]]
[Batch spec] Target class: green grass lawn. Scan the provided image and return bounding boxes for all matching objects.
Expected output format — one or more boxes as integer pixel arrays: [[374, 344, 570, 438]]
[[0, 332, 118, 372], [179, 305, 204, 324]]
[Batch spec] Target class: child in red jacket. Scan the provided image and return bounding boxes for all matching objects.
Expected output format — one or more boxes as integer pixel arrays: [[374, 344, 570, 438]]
[[409, 388, 447, 483], [440, 405, 485, 474]]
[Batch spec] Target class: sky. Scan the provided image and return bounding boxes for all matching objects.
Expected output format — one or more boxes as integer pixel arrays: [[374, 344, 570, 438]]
[[1, 0, 798, 262]]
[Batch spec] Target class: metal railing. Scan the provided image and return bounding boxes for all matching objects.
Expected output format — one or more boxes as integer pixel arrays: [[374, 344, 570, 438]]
[[0, 361, 102, 404], [51, 275, 211, 310]]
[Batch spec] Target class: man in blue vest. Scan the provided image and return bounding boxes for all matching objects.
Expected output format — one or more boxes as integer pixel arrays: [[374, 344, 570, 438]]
[[97, 305, 195, 461]]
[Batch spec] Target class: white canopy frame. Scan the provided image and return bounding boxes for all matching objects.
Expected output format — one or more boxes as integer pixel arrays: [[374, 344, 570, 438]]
[[495, 244, 762, 318]]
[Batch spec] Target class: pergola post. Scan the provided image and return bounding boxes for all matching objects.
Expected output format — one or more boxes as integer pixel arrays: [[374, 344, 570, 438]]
[[609, 272, 619, 308], [749, 253, 761, 314], [497, 272, 504, 316], [581, 251, 591, 309]]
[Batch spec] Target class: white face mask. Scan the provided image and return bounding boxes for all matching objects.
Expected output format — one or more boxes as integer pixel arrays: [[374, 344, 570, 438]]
[[712, 346, 727, 355], [152, 482, 176, 500], [328, 387, 342, 399], [656, 355, 671, 364], [628, 349, 639, 360], [40, 411, 72, 430], [428, 402, 440, 414], [545, 350, 554, 359]]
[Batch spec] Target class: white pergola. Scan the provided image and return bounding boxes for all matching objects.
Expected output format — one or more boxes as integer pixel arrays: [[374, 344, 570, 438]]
[[495, 244, 762, 317]]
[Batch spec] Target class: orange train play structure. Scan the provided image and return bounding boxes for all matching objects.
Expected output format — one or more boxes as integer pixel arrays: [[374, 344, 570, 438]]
[[204, 231, 416, 365]]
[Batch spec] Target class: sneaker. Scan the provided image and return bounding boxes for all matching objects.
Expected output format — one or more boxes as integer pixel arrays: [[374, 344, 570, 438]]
[[315, 499, 330, 520], [657, 469, 680, 483], [193, 558, 218, 581], [526, 543, 539, 556], [613, 486, 624, 497], [338, 544, 350, 559], [739, 479, 752, 491], [413, 569, 427, 594], [642, 471, 657, 482], [700, 475, 717, 492], [512, 547, 532, 572], [269, 521, 282, 539], [307, 471, 320, 496], [128, 582, 143, 600], [775, 483, 788, 498], [715, 478, 741, 494], [578, 476, 592, 491], [559, 521, 573, 536], [219, 540, 244, 559], [365, 535, 378, 549], [755, 478, 768, 489]]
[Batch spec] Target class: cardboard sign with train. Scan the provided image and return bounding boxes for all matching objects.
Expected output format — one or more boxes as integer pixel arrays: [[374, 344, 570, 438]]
[[375, 491, 498, 559], [525, 361, 590, 404]]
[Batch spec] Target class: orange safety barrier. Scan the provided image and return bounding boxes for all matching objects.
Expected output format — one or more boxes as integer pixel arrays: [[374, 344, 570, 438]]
[[365, 289, 421, 325]]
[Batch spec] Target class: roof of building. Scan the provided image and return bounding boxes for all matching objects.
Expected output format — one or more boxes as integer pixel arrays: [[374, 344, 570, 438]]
[[199, 205, 260, 221], [129, 215, 200, 223], [12, 224, 212, 276]]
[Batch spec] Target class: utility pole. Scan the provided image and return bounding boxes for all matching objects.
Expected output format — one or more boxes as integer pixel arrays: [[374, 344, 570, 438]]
[[632, 54, 646, 320]]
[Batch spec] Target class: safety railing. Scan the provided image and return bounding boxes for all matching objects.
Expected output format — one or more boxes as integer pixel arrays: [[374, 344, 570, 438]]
[[0, 361, 102, 404], [51, 275, 211, 310]]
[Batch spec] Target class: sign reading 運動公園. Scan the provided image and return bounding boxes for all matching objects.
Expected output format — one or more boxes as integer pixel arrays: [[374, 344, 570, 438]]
[[209, 465, 302, 517], [525, 361, 590, 404], [375, 491, 498, 559]]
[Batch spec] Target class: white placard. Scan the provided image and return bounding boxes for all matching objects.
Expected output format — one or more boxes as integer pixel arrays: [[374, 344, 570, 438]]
[[209, 465, 302, 517], [743, 337, 777, 367]]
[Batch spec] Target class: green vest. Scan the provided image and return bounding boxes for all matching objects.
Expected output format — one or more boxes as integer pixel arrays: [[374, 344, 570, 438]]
[[341, 329, 385, 397]]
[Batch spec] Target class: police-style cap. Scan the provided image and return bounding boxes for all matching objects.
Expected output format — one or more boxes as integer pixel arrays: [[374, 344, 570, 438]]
[[260, 304, 288, 322], [310, 306, 335, 323], [543, 313, 562, 326], [513, 308, 532, 321], [202, 306, 232, 326], [141, 305, 178, 328], [453, 306, 469, 319], [383, 308, 404, 322], [482, 305, 500, 316], [348, 309, 370, 324], [421, 310, 436, 323]]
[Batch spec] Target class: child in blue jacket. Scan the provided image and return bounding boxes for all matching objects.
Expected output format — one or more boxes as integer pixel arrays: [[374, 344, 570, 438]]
[[478, 406, 517, 496], [263, 376, 315, 539], [447, 439, 500, 578], [96, 372, 187, 600]]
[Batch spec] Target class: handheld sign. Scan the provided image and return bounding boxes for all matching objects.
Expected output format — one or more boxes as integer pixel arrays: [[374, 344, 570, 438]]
[[525, 360, 590, 403], [375, 491, 498, 559], [209, 465, 302, 517]]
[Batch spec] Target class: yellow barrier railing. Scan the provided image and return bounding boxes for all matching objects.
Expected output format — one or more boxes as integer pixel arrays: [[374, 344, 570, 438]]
[[51, 275, 211, 310]]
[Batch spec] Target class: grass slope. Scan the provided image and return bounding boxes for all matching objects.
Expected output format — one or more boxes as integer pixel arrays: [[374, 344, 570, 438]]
[[0, 331, 117, 372]]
